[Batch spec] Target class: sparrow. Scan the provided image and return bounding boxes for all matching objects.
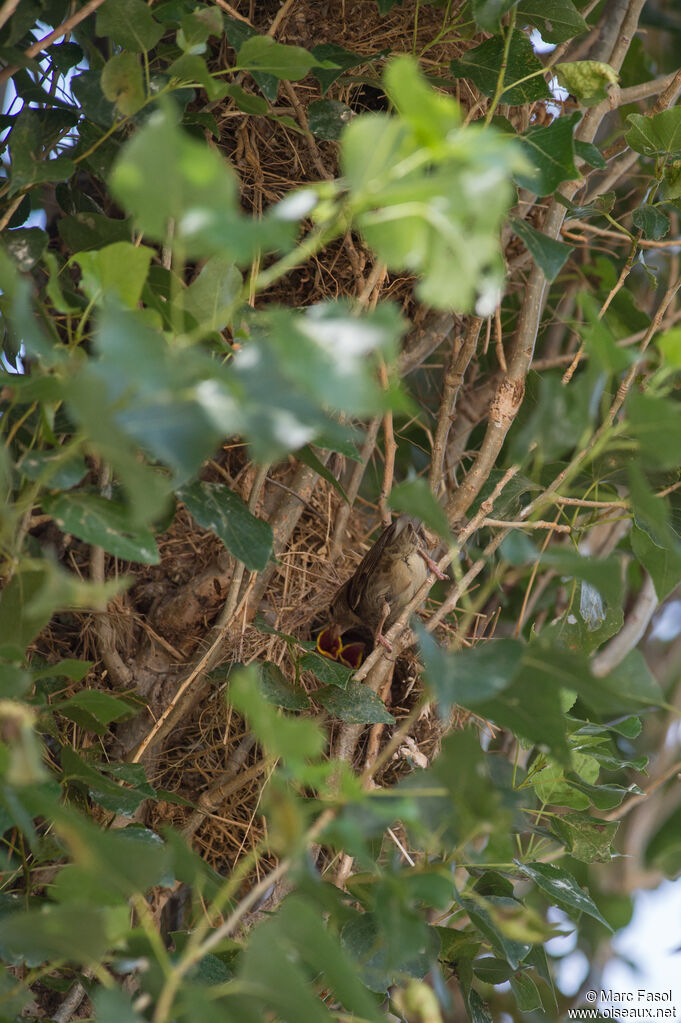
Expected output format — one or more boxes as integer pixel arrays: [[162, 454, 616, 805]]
[[318, 515, 446, 655]]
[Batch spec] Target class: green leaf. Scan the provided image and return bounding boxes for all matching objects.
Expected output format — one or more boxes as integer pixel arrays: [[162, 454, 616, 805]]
[[96, 0, 164, 52], [388, 478, 451, 542], [310, 43, 382, 93], [661, 161, 681, 201], [315, 682, 395, 723], [32, 659, 92, 682], [510, 972, 543, 1012], [230, 667, 325, 765], [455, 894, 532, 971], [449, 34, 551, 105], [605, 649, 664, 709], [74, 242, 153, 308], [0, 665, 32, 698], [343, 58, 522, 312], [71, 69, 117, 127], [509, 215, 574, 281], [245, 301, 405, 418], [626, 108, 681, 157], [182, 256, 242, 332], [301, 651, 355, 689], [76, 304, 241, 483], [473, 0, 519, 33], [177, 481, 273, 571], [476, 673, 571, 760], [626, 392, 681, 469], [60, 748, 150, 815], [555, 60, 619, 105], [57, 212, 133, 252], [515, 113, 580, 195], [177, 7, 221, 54], [631, 524, 681, 601], [237, 35, 329, 81], [514, 861, 612, 930], [225, 82, 269, 114], [295, 445, 349, 503], [56, 690, 137, 735], [0, 904, 126, 966], [473, 957, 513, 983], [628, 461, 671, 547], [20, 449, 88, 490], [468, 989, 494, 1023], [224, 17, 279, 101], [8, 109, 75, 195], [258, 661, 310, 710], [42, 492, 160, 564], [550, 813, 620, 863], [308, 99, 354, 141], [574, 139, 607, 168], [110, 103, 239, 254], [4, 227, 47, 271], [419, 628, 524, 713], [94, 987, 145, 1023], [632, 204, 670, 239], [169, 54, 230, 102], [517, 0, 588, 42], [101, 53, 145, 116]]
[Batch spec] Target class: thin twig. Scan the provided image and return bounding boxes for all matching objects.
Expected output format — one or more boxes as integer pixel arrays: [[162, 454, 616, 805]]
[[601, 760, 681, 822], [482, 517, 571, 533], [0, 0, 108, 84], [429, 317, 481, 494]]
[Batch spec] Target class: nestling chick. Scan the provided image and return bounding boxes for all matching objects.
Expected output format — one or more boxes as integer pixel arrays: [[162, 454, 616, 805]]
[[319, 515, 446, 654]]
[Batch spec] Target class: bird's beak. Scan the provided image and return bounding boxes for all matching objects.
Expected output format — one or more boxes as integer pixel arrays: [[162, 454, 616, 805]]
[[338, 642, 365, 669], [317, 627, 342, 660]]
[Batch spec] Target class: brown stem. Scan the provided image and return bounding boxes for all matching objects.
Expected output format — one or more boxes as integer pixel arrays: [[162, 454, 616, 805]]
[[429, 318, 481, 495]]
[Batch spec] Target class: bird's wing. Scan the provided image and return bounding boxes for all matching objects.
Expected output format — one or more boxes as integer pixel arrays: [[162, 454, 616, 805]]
[[346, 519, 397, 613]]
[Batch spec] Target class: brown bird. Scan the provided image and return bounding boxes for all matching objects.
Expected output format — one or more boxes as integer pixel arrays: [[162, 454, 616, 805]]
[[318, 515, 446, 655]]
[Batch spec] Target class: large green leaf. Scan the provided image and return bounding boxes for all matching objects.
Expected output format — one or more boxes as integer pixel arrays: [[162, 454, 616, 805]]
[[343, 57, 522, 312], [473, 0, 519, 33], [517, 0, 588, 42], [310, 43, 384, 93], [8, 109, 75, 195], [509, 215, 574, 281], [230, 668, 325, 766], [515, 113, 580, 195], [555, 61, 619, 105], [550, 813, 619, 863], [419, 629, 524, 712], [96, 0, 164, 52], [182, 256, 242, 332], [42, 492, 160, 564], [258, 662, 310, 711], [74, 242, 153, 308], [55, 690, 137, 735], [631, 525, 681, 601], [178, 481, 273, 572], [237, 35, 332, 81], [450, 34, 551, 105], [626, 392, 681, 468], [514, 861, 612, 929], [315, 682, 395, 724], [110, 104, 243, 256], [101, 53, 145, 117], [0, 904, 127, 966], [626, 108, 681, 157]]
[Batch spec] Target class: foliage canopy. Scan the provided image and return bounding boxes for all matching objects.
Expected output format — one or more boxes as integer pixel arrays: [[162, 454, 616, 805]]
[[1, 0, 681, 1020]]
